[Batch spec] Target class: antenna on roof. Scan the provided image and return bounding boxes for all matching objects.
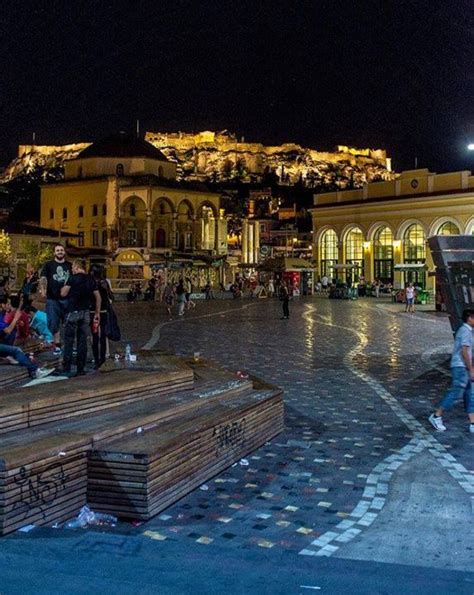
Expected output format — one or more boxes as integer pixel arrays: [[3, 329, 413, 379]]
[[136, 119, 140, 138]]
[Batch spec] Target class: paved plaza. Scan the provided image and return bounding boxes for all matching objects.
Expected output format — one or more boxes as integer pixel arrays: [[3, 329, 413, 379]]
[[0, 296, 473, 594]]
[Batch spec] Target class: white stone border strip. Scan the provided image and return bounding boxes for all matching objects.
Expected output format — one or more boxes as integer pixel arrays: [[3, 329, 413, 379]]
[[299, 305, 474, 558], [301, 437, 425, 557]]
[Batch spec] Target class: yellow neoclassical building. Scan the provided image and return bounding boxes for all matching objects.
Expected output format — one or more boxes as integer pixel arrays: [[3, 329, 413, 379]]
[[40, 133, 228, 278], [311, 168, 474, 290]]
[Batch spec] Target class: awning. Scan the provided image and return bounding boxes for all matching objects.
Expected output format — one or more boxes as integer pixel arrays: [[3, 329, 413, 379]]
[[256, 256, 315, 272], [394, 263, 428, 271], [332, 263, 361, 270]]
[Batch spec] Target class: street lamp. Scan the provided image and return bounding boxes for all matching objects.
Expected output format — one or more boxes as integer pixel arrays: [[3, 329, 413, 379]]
[[468, 144, 474, 151]]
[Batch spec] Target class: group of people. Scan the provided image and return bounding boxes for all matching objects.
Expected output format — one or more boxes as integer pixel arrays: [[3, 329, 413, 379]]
[[0, 243, 114, 379]]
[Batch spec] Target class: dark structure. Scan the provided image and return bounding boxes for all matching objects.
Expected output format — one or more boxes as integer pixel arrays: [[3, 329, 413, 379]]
[[428, 235, 474, 331]]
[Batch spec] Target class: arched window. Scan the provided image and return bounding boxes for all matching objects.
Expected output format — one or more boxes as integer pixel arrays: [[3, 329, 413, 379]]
[[62, 207, 68, 220], [403, 224, 426, 287], [437, 221, 460, 235], [116, 163, 124, 177], [78, 205, 84, 218], [320, 229, 338, 279], [373, 226, 393, 283], [130, 204, 136, 217], [102, 204, 107, 216], [345, 227, 364, 280], [92, 204, 98, 217]]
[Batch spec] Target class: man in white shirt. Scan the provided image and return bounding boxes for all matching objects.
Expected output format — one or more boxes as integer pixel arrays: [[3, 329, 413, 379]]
[[429, 309, 474, 433]]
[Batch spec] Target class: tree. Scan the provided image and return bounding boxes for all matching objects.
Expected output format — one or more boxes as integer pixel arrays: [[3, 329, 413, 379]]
[[0, 230, 12, 269], [20, 240, 54, 270]]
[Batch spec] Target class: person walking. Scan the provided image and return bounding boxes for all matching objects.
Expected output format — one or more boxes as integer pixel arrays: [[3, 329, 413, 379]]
[[405, 282, 416, 313], [429, 309, 474, 433], [279, 281, 290, 319], [39, 244, 72, 356], [176, 280, 186, 317], [163, 282, 175, 318], [60, 259, 100, 376]]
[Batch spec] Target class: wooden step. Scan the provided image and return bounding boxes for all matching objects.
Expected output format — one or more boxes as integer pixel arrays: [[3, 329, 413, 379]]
[[0, 369, 254, 535], [87, 384, 284, 519], [0, 355, 195, 435]]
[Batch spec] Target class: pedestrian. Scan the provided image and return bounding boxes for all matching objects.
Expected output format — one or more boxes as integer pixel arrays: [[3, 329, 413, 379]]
[[60, 258, 101, 376], [184, 277, 196, 309], [27, 306, 54, 345], [204, 282, 214, 300], [279, 281, 290, 319], [0, 307, 53, 379], [39, 243, 72, 356], [429, 309, 474, 433], [267, 278, 275, 297], [21, 264, 39, 307], [176, 280, 186, 316], [163, 282, 175, 318], [405, 282, 416, 313], [89, 264, 112, 369], [374, 279, 381, 299], [321, 274, 329, 294]]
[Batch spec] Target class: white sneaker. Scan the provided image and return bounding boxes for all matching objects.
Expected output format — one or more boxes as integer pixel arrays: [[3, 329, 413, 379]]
[[53, 347, 62, 356], [429, 413, 446, 432], [35, 368, 55, 380]]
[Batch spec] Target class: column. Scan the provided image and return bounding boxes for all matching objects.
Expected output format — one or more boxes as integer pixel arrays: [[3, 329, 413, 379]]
[[214, 218, 220, 253], [146, 211, 152, 249], [393, 240, 403, 288], [253, 221, 260, 263], [172, 214, 178, 249], [241, 220, 248, 264], [363, 241, 372, 282], [248, 221, 254, 264]]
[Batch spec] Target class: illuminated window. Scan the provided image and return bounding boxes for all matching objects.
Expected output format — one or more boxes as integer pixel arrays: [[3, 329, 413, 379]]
[[373, 226, 393, 283], [403, 224, 426, 287], [320, 229, 338, 278], [345, 227, 364, 279], [437, 221, 460, 235], [78, 206, 84, 218]]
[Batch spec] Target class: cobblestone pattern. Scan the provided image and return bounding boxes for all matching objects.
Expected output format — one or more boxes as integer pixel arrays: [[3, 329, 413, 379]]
[[111, 297, 472, 554]]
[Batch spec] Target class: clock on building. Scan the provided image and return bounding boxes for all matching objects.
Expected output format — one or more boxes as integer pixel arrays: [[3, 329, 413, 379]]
[[411, 179, 419, 189]]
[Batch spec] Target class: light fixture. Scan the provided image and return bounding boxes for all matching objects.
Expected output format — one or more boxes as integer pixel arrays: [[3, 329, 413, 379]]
[[393, 240, 401, 249], [363, 241, 371, 250], [468, 144, 474, 151]]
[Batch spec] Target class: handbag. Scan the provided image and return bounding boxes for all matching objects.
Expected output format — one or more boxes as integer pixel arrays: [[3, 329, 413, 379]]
[[105, 305, 121, 341]]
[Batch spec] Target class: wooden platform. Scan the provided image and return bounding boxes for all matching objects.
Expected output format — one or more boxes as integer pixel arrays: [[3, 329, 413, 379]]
[[0, 353, 284, 535]]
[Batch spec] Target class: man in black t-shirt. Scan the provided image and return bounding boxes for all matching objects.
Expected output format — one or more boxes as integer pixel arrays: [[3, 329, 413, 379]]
[[60, 259, 100, 376], [40, 244, 72, 355]]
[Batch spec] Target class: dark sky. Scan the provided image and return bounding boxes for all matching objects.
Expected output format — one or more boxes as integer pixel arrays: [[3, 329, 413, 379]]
[[1, 0, 474, 172]]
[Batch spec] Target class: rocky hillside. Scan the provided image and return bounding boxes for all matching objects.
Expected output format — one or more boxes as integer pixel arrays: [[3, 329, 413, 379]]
[[1, 132, 395, 189]]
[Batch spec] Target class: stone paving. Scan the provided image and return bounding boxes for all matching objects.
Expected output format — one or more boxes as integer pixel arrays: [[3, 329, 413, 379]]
[[103, 296, 474, 569]]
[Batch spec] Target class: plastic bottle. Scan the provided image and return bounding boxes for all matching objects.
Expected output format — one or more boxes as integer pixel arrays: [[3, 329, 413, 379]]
[[125, 344, 131, 361]]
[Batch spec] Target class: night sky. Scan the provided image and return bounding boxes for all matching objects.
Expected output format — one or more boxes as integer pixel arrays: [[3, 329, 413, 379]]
[[1, 0, 474, 172]]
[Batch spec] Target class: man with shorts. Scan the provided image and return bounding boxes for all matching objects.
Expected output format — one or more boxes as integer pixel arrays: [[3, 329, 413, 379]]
[[40, 244, 72, 356], [429, 309, 474, 433]]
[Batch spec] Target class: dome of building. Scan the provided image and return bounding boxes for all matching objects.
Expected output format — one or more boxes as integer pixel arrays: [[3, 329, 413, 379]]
[[78, 132, 168, 161]]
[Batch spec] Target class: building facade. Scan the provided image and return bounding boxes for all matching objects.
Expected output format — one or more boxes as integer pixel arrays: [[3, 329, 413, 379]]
[[40, 134, 228, 280], [311, 169, 474, 290]]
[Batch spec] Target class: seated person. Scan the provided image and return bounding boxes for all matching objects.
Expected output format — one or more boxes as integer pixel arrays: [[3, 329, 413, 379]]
[[2, 295, 30, 342], [27, 306, 54, 345], [0, 308, 53, 379]]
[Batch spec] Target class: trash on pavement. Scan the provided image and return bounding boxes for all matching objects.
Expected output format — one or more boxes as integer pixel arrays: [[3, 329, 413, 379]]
[[65, 505, 117, 529]]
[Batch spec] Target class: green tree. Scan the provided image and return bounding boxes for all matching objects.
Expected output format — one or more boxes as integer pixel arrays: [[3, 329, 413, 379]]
[[20, 240, 54, 271], [0, 230, 12, 268]]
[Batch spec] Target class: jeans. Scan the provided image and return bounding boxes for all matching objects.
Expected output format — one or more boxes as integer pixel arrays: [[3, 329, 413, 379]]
[[282, 299, 290, 318], [440, 367, 473, 414], [63, 310, 90, 373], [91, 312, 107, 368], [0, 343, 37, 376], [46, 299, 68, 335]]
